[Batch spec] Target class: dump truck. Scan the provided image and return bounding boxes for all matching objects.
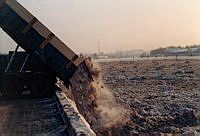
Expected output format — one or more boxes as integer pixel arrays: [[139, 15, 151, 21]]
[[0, 0, 91, 97], [0, 51, 57, 98], [0, 0, 96, 135]]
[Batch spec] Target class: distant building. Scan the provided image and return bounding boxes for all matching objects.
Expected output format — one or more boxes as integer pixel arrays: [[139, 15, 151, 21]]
[[88, 49, 146, 59], [150, 45, 200, 57]]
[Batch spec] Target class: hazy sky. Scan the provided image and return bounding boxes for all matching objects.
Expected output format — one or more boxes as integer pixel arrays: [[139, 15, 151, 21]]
[[0, 0, 200, 53]]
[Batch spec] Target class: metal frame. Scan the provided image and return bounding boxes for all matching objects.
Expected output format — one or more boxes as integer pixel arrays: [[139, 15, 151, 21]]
[[4, 45, 20, 72], [19, 54, 30, 72]]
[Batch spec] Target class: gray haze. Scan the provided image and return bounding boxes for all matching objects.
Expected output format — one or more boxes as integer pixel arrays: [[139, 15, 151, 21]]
[[0, 0, 200, 54]]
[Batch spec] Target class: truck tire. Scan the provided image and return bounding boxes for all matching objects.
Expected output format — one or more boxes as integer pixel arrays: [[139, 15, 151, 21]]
[[0, 73, 24, 99], [29, 73, 54, 97]]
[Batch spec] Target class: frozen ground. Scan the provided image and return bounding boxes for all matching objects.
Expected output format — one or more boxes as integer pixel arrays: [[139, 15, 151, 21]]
[[98, 58, 200, 136]]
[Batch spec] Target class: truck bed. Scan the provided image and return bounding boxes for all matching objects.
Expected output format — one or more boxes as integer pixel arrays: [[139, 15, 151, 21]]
[[0, 0, 83, 85]]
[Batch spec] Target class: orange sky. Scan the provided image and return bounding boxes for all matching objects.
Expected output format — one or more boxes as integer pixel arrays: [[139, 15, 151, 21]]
[[1, 0, 200, 53]]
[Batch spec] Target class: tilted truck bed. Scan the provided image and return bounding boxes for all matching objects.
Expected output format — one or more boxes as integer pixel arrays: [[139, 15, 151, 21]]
[[0, 0, 84, 85]]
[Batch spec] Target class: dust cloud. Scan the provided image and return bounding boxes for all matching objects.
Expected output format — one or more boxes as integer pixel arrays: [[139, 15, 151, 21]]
[[69, 57, 130, 134], [92, 77, 129, 129]]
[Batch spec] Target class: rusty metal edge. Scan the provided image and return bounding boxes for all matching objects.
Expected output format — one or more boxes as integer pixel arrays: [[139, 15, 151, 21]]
[[56, 91, 96, 136]]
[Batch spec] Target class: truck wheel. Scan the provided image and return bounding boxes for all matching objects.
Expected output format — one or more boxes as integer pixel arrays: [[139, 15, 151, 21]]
[[0, 74, 24, 99], [29, 74, 54, 97]]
